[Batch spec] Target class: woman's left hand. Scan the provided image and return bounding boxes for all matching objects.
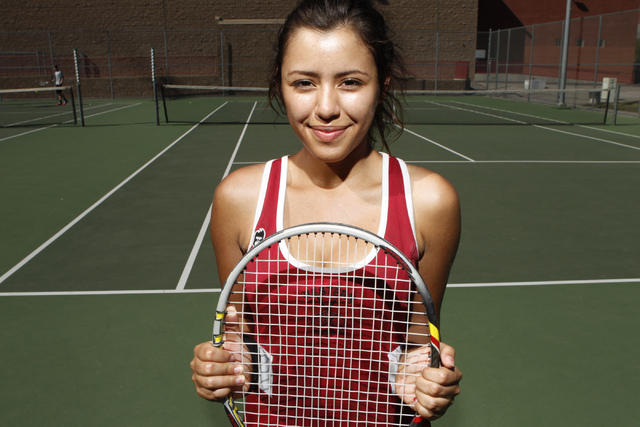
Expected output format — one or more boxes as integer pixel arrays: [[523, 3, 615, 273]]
[[413, 341, 462, 421]]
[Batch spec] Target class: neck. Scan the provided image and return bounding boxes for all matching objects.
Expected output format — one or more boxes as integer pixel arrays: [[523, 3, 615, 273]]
[[290, 144, 378, 189]]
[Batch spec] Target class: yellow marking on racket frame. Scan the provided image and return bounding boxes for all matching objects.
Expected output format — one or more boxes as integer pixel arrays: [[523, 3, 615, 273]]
[[429, 322, 440, 342]]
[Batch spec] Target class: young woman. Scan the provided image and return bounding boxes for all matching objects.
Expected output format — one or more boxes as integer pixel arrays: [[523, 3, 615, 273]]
[[191, 0, 462, 423]]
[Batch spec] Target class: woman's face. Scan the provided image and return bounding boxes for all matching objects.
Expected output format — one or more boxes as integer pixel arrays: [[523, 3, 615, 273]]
[[280, 27, 380, 163]]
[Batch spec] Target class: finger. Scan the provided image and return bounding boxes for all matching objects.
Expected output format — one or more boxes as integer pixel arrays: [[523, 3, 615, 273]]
[[193, 341, 235, 363], [420, 364, 462, 388], [191, 357, 246, 378], [413, 392, 454, 421], [222, 305, 244, 343], [438, 341, 456, 369]]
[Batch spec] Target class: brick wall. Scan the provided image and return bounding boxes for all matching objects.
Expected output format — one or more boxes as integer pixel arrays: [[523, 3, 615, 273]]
[[2, 0, 478, 97]]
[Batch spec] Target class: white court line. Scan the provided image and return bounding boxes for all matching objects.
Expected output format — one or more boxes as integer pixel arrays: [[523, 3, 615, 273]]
[[446, 100, 640, 151], [175, 102, 258, 291], [401, 125, 476, 162], [449, 99, 640, 140], [0, 104, 227, 286], [0, 277, 636, 297], [407, 160, 640, 164], [448, 278, 639, 288], [0, 103, 135, 143]]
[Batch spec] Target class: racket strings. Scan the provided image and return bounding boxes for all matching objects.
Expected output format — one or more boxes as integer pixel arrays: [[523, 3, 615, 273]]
[[224, 231, 432, 426]]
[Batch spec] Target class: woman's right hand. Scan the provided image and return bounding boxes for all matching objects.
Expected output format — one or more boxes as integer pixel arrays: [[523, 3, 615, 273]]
[[190, 306, 252, 401]]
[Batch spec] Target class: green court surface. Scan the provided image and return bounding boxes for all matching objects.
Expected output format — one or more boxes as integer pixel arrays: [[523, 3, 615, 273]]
[[1, 96, 639, 426]]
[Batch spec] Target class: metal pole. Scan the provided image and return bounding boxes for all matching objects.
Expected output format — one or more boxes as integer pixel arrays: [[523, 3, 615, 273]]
[[494, 30, 500, 90], [612, 84, 621, 125], [106, 31, 114, 99], [593, 15, 602, 88], [164, 29, 170, 79], [528, 26, 535, 102], [48, 32, 55, 68], [505, 28, 511, 90], [73, 48, 85, 127], [220, 29, 225, 87], [434, 31, 439, 92], [435, 0, 440, 93], [486, 29, 492, 90], [152, 47, 159, 126], [558, 0, 572, 106]]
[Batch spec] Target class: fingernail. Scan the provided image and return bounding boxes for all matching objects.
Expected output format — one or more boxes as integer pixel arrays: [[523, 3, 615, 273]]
[[235, 376, 245, 384], [234, 366, 243, 375], [229, 354, 236, 362]]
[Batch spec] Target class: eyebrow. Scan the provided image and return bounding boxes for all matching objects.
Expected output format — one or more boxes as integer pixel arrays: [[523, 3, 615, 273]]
[[285, 70, 371, 78]]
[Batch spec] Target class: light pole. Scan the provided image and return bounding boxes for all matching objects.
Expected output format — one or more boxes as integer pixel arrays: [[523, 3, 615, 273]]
[[558, 0, 572, 106]]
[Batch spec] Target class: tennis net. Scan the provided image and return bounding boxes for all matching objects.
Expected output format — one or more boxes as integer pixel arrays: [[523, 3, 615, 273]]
[[158, 84, 614, 127], [0, 86, 78, 127], [160, 84, 288, 125], [398, 87, 613, 126]]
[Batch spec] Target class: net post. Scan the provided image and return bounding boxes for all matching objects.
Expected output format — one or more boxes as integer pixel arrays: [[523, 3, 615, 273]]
[[151, 47, 160, 126], [160, 84, 169, 123], [70, 87, 77, 125], [603, 88, 611, 125], [73, 49, 85, 127]]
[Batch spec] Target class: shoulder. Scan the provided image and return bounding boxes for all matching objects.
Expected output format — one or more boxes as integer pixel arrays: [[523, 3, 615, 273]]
[[210, 163, 269, 280], [404, 163, 460, 251], [213, 162, 267, 218], [405, 163, 459, 210]]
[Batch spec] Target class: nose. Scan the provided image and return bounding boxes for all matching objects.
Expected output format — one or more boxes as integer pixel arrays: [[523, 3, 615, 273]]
[[315, 86, 340, 122]]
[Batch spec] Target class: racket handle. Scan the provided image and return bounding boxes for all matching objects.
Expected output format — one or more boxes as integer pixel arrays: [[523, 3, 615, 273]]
[[222, 396, 245, 427], [409, 415, 425, 427]]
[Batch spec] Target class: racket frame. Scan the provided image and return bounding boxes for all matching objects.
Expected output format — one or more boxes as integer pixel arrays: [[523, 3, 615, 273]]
[[212, 222, 441, 426]]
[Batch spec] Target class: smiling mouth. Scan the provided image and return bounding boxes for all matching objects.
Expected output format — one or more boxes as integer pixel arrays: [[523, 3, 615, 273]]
[[310, 126, 348, 142]]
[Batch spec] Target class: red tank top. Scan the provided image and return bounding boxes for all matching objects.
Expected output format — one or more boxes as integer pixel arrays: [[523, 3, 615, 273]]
[[242, 154, 424, 426], [249, 153, 418, 263]]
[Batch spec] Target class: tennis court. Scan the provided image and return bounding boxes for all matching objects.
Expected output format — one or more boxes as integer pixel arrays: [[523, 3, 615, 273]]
[[1, 93, 639, 426]]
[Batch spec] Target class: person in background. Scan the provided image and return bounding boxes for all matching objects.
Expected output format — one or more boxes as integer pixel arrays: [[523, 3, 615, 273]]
[[52, 65, 67, 106]]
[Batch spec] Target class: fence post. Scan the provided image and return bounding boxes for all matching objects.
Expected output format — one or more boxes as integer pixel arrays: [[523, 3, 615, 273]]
[[486, 29, 492, 90], [220, 29, 225, 87], [558, 0, 572, 106], [505, 28, 511, 90], [528, 25, 535, 102], [593, 15, 603, 88], [106, 31, 114, 99], [494, 30, 501, 90], [435, 31, 439, 92], [48, 32, 55, 68], [163, 29, 169, 79]]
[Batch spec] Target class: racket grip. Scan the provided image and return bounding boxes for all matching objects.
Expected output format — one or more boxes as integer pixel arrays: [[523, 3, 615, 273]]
[[409, 415, 425, 427], [222, 396, 245, 427]]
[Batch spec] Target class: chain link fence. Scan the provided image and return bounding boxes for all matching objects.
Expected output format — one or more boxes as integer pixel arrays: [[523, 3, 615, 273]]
[[476, 9, 640, 91], [2, 8, 639, 107]]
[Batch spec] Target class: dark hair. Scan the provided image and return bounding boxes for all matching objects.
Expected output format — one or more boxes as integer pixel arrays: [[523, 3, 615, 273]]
[[268, 0, 405, 152]]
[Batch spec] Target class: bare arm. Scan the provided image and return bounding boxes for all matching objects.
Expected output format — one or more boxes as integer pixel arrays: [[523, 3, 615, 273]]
[[411, 166, 461, 320], [191, 164, 265, 400], [408, 165, 462, 420]]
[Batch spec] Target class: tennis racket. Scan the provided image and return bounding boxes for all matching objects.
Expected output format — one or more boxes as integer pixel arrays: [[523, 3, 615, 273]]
[[39, 80, 49, 87], [213, 223, 441, 427]]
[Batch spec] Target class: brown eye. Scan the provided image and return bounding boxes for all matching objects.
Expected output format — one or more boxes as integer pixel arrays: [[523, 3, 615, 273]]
[[342, 79, 363, 88]]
